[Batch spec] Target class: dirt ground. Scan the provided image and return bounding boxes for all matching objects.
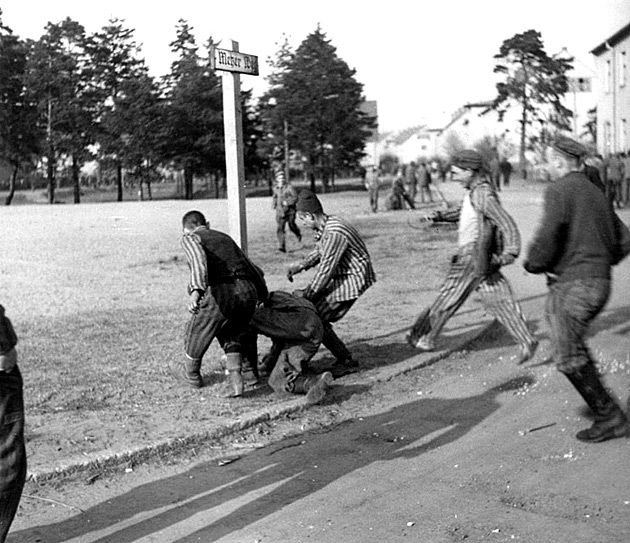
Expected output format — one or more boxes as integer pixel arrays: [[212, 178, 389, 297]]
[[9, 320, 630, 542]]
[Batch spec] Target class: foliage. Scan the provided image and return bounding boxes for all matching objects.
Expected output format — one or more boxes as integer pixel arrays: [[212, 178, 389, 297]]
[[442, 131, 465, 161], [24, 18, 99, 204], [0, 10, 41, 205], [159, 21, 224, 199], [260, 26, 375, 191], [492, 29, 573, 175]]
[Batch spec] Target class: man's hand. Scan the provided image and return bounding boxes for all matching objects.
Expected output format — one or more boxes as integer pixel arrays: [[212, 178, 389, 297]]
[[286, 263, 302, 283], [188, 290, 202, 314], [0, 347, 17, 373], [493, 253, 516, 267]]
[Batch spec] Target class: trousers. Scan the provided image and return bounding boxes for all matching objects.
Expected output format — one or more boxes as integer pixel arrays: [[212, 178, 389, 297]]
[[185, 279, 258, 360], [545, 278, 610, 374], [417, 252, 533, 346], [276, 207, 301, 250], [312, 297, 356, 362]]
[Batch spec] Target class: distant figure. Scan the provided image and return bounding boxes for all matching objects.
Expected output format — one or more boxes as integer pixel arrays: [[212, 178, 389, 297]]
[[364, 165, 380, 213], [388, 168, 415, 210], [272, 163, 302, 252], [0, 305, 25, 543], [499, 157, 513, 187], [605, 153, 624, 208], [417, 161, 434, 204], [404, 162, 418, 203], [489, 154, 501, 191]]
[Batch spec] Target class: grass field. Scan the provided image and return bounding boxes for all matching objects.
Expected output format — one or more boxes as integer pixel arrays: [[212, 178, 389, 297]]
[[0, 181, 463, 474]]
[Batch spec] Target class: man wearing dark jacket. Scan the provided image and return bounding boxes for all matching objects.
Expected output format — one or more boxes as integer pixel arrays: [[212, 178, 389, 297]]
[[524, 135, 630, 443]]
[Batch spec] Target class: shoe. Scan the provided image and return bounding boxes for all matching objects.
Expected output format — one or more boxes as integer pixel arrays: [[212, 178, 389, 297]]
[[169, 359, 203, 388], [304, 371, 334, 404], [330, 358, 359, 379], [223, 370, 244, 398], [516, 339, 539, 365], [408, 335, 435, 351], [576, 405, 630, 443], [242, 368, 260, 387]]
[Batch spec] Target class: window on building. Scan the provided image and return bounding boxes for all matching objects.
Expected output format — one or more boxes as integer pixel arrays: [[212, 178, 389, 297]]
[[605, 59, 612, 93], [620, 51, 627, 87]]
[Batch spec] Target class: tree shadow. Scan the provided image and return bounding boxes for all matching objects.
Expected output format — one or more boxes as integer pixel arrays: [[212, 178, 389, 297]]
[[12, 376, 534, 543]]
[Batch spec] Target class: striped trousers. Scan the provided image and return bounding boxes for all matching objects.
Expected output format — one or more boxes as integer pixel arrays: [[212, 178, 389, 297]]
[[419, 252, 534, 347]]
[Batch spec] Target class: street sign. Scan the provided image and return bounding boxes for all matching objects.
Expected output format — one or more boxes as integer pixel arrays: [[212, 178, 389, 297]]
[[211, 47, 259, 76]]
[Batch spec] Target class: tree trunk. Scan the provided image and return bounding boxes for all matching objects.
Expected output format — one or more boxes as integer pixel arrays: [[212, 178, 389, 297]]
[[519, 96, 528, 180], [4, 163, 18, 206], [117, 162, 123, 202], [47, 153, 55, 204], [214, 172, 220, 199], [146, 180, 152, 200], [72, 155, 81, 204], [184, 164, 193, 200]]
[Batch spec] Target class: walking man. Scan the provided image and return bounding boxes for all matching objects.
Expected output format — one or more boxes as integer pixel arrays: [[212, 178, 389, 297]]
[[272, 162, 302, 252], [417, 161, 434, 204], [499, 156, 513, 187], [407, 149, 538, 363], [287, 190, 376, 378], [364, 165, 380, 213], [524, 135, 630, 443]]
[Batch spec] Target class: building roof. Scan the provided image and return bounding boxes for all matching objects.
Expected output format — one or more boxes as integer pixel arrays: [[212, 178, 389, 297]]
[[591, 21, 630, 56]]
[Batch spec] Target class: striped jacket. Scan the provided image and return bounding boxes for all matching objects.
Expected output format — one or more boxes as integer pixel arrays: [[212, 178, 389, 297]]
[[300, 216, 376, 302], [468, 179, 520, 275]]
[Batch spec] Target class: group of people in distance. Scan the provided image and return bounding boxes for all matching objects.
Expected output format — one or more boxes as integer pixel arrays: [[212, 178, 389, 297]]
[[170, 135, 630, 447]]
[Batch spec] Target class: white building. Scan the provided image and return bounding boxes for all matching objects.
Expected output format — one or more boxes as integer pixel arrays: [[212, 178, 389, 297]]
[[591, 22, 630, 155]]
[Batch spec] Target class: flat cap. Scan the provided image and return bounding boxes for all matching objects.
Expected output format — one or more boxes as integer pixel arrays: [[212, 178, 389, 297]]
[[452, 149, 483, 171], [552, 135, 587, 159], [296, 189, 323, 214]]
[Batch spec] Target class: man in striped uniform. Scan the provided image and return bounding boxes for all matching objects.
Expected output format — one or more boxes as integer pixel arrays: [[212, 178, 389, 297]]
[[173, 210, 268, 397], [272, 163, 301, 253], [287, 190, 376, 378], [407, 149, 538, 364]]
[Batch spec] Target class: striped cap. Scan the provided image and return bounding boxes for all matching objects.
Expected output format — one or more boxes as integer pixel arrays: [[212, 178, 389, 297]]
[[452, 149, 483, 171], [552, 135, 586, 159]]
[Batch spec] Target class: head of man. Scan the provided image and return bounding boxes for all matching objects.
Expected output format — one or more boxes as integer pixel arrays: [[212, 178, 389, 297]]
[[451, 149, 484, 187], [182, 210, 209, 234], [548, 135, 586, 179], [295, 189, 325, 229]]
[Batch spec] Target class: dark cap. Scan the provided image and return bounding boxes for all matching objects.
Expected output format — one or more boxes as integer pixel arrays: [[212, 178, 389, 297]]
[[453, 149, 483, 171], [296, 189, 323, 214], [552, 135, 587, 159]]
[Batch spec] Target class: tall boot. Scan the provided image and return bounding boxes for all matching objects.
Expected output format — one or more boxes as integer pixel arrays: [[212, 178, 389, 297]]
[[241, 343, 260, 387], [224, 352, 244, 398], [563, 364, 629, 443], [170, 356, 203, 388], [292, 372, 334, 404]]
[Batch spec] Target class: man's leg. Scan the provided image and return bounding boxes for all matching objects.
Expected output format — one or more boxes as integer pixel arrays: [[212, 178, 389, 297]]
[[546, 279, 628, 442], [313, 298, 358, 378], [276, 214, 287, 252], [476, 272, 538, 363], [407, 253, 479, 349]]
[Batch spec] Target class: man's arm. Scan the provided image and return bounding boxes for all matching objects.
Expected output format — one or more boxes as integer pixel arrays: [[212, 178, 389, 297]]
[[181, 234, 208, 313], [524, 186, 565, 274], [472, 184, 520, 259], [287, 247, 321, 282], [304, 231, 348, 298]]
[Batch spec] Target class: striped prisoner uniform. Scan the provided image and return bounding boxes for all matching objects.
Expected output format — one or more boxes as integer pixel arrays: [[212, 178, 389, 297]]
[[299, 215, 376, 360], [411, 178, 534, 348]]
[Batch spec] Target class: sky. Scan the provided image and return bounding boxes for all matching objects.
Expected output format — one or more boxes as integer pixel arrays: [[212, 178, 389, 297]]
[[2, 0, 629, 133]]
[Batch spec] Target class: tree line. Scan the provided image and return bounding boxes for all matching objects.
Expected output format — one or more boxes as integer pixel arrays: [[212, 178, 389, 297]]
[[0, 12, 375, 205]]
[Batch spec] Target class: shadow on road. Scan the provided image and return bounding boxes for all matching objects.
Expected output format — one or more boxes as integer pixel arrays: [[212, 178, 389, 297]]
[[13, 376, 535, 543]]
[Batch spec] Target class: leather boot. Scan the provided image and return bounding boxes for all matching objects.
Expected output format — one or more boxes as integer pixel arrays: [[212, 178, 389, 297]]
[[224, 353, 244, 398], [169, 357, 203, 388], [564, 364, 630, 443], [293, 372, 334, 404], [330, 357, 359, 379]]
